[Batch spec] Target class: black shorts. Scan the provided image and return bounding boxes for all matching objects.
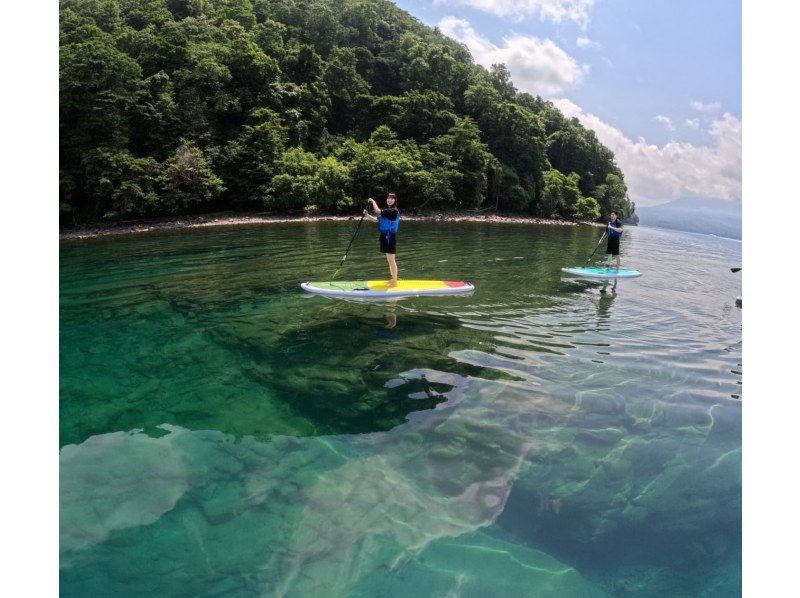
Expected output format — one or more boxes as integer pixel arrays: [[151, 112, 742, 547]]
[[606, 236, 620, 256], [379, 233, 396, 254]]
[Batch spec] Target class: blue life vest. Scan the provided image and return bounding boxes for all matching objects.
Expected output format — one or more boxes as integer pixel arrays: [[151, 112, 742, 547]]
[[607, 220, 622, 238], [378, 210, 400, 241]]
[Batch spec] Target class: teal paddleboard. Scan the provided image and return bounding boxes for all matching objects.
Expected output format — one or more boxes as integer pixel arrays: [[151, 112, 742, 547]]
[[561, 267, 642, 279]]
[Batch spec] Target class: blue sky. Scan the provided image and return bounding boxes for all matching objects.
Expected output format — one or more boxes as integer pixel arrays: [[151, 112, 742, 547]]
[[392, 0, 742, 206]]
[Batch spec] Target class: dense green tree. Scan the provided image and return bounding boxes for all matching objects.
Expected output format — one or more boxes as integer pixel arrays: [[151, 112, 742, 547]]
[[117, 21, 191, 76], [253, 17, 286, 56], [120, 0, 174, 29], [128, 71, 180, 158], [166, 0, 206, 21], [392, 32, 470, 98], [337, 0, 381, 49], [281, 42, 322, 84], [273, 80, 330, 147], [324, 46, 371, 133], [59, 0, 632, 222], [61, 0, 123, 32], [83, 148, 162, 218], [464, 81, 547, 209], [60, 28, 142, 149], [487, 164, 531, 212], [540, 169, 586, 219], [428, 118, 492, 208], [490, 103, 547, 187], [489, 64, 516, 100], [171, 52, 234, 140], [219, 108, 287, 204], [342, 126, 453, 206], [463, 80, 502, 124], [593, 173, 634, 217], [368, 91, 456, 142], [160, 141, 225, 209], [573, 196, 601, 221], [547, 122, 618, 198], [301, 1, 340, 53], [213, 0, 258, 29], [60, 24, 143, 213], [270, 148, 350, 210], [222, 22, 281, 113]]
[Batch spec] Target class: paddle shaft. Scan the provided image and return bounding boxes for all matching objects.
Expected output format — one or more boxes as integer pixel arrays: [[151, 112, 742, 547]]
[[331, 204, 368, 279], [340, 212, 366, 266], [586, 231, 608, 264]]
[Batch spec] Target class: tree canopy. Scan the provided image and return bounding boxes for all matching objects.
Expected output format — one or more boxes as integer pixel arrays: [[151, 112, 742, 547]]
[[60, 0, 636, 223]]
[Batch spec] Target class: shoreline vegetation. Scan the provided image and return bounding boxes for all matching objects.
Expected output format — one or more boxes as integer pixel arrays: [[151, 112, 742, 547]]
[[60, 0, 637, 227], [59, 210, 605, 240]]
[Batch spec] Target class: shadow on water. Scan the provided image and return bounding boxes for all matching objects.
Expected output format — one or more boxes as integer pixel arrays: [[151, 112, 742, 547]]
[[60, 287, 517, 446], [204, 309, 479, 437]]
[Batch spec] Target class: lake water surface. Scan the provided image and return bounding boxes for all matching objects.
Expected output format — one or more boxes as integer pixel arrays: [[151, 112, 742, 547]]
[[60, 222, 742, 596]]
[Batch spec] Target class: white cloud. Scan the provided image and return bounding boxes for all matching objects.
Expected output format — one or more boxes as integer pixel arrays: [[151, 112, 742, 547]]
[[434, 0, 597, 25], [576, 36, 600, 49], [685, 118, 700, 129], [654, 115, 675, 132], [438, 17, 586, 96], [690, 100, 722, 113], [553, 98, 741, 205]]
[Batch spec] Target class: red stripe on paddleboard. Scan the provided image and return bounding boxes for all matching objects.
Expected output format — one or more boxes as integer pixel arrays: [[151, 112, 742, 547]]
[[444, 280, 467, 288]]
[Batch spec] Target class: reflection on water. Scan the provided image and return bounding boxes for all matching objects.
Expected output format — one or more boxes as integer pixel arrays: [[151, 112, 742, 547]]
[[60, 223, 741, 596], [385, 300, 398, 329]]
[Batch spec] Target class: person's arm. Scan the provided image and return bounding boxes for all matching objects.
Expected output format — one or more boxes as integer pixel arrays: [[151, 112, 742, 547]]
[[362, 197, 379, 220]]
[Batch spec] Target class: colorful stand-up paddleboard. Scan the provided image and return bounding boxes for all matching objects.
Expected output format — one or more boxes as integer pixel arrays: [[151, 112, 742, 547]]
[[301, 279, 474, 298], [561, 267, 642, 279]]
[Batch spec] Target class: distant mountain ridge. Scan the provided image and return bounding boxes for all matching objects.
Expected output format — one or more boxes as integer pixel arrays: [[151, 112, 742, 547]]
[[636, 198, 741, 239]]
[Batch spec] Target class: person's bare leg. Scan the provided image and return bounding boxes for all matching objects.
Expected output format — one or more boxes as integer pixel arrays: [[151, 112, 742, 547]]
[[387, 254, 398, 286], [615, 254, 621, 269]]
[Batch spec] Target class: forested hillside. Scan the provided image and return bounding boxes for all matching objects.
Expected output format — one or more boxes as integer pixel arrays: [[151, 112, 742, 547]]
[[59, 0, 636, 223]]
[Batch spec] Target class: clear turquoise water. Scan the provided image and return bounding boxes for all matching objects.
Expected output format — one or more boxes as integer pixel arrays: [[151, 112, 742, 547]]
[[60, 222, 742, 596]]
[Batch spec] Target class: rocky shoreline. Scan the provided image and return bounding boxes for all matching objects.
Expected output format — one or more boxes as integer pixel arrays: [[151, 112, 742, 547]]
[[59, 211, 603, 240]]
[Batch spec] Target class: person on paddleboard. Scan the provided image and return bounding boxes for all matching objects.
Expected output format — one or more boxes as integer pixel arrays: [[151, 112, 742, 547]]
[[363, 193, 400, 287], [605, 210, 623, 269]]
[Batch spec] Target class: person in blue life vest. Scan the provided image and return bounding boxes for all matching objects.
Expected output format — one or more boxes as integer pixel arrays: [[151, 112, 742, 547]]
[[363, 193, 400, 287], [605, 210, 623, 269]]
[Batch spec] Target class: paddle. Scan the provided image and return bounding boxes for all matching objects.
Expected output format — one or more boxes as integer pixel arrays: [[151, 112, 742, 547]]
[[731, 267, 741, 273], [585, 231, 608, 265], [331, 203, 368, 280]]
